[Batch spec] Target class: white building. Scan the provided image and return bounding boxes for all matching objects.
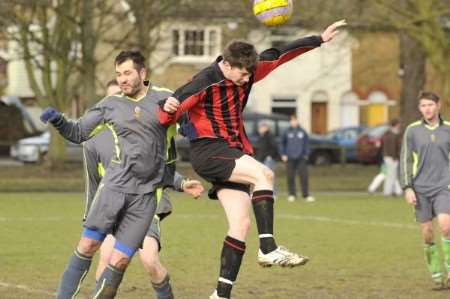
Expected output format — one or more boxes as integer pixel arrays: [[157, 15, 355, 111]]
[[248, 29, 356, 133], [151, 23, 358, 134]]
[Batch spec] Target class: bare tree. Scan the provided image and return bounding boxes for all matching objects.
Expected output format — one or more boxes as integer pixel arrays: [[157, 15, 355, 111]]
[[2, 1, 81, 166], [296, 0, 450, 124]]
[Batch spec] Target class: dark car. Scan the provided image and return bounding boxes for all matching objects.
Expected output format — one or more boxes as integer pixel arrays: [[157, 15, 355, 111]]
[[326, 126, 367, 163], [176, 112, 341, 165], [357, 124, 389, 164]]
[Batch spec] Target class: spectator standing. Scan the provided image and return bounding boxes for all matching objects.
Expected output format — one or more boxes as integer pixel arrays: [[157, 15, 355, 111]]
[[280, 114, 315, 203], [255, 122, 280, 194], [382, 119, 402, 197], [255, 122, 279, 171]]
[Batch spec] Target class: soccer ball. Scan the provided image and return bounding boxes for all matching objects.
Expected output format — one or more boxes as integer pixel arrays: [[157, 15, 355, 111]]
[[253, 0, 293, 27]]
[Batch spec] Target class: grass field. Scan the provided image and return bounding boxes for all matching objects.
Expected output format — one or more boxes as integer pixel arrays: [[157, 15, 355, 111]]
[[1, 190, 450, 298]]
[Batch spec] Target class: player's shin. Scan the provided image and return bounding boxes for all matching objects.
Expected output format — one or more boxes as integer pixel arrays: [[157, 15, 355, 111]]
[[424, 243, 443, 283], [252, 190, 277, 253], [57, 249, 92, 299], [441, 237, 450, 274], [216, 236, 246, 298], [152, 274, 174, 299], [93, 264, 124, 299]]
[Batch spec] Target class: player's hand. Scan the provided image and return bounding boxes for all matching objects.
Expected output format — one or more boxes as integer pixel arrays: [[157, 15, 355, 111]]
[[321, 19, 347, 43], [281, 155, 288, 162], [182, 179, 204, 199], [163, 97, 180, 113], [404, 189, 417, 206], [40, 107, 62, 124]]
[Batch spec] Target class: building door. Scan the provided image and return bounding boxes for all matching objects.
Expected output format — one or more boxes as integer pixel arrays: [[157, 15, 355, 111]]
[[311, 102, 327, 134]]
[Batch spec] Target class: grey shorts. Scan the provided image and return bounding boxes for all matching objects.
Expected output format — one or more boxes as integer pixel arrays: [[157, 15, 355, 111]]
[[147, 190, 172, 250], [415, 188, 450, 223], [84, 184, 157, 251], [147, 216, 162, 249]]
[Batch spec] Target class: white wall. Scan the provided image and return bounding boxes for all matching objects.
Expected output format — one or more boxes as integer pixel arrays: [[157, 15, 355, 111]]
[[248, 30, 353, 132], [6, 26, 46, 98]]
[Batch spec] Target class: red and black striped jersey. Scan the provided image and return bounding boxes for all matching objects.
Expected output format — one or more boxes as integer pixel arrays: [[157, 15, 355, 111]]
[[158, 35, 323, 154]]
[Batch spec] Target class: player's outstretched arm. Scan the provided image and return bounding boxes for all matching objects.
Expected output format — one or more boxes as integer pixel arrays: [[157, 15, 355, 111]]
[[158, 73, 210, 125], [40, 105, 105, 144], [254, 21, 345, 83], [321, 19, 347, 43]]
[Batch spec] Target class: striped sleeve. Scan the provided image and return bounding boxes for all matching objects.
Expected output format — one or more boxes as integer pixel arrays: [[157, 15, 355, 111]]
[[399, 126, 415, 190], [254, 35, 323, 83], [158, 74, 210, 125]]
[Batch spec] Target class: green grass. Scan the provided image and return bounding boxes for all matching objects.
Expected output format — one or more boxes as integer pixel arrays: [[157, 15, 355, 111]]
[[1, 192, 450, 298], [0, 162, 379, 192]]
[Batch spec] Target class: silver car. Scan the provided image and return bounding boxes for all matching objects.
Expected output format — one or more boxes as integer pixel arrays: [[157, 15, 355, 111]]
[[10, 131, 82, 163]]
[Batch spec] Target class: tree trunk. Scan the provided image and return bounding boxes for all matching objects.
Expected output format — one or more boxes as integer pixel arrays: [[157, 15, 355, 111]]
[[399, 32, 426, 126], [47, 126, 66, 168], [81, 0, 97, 107]]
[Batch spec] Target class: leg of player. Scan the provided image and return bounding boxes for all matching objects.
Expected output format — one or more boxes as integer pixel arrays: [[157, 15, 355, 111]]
[[421, 221, 444, 288], [93, 248, 131, 298], [57, 235, 103, 299], [228, 154, 308, 267], [210, 188, 250, 299], [93, 191, 157, 298], [96, 235, 116, 281], [437, 213, 450, 286], [139, 235, 174, 299]]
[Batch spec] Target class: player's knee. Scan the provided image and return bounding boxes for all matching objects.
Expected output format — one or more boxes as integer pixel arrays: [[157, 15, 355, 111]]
[[140, 253, 158, 270], [421, 225, 434, 243], [262, 167, 274, 184], [78, 239, 101, 256], [440, 225, 450, 237], [110, 256, 131, 270]]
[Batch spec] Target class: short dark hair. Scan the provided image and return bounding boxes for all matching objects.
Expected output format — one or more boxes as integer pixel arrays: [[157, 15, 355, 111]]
[[114, 50, 146, 71], [223, 41, 258, 73], [389, 118, 400, 127], [418, 91, 440, 103], [106, 79, 118, 88]]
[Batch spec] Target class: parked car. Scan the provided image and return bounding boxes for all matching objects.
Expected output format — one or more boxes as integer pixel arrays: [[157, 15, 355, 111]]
[[0, 96, 27, 155], [357, 124, 390, 164], [326, 126, 367, 163], [176, 112, 341, 165], [10, 131, 83, 163]]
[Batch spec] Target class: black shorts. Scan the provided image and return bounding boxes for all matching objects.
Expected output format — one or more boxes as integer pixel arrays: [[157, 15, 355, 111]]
[[190, 138, 250, 199]]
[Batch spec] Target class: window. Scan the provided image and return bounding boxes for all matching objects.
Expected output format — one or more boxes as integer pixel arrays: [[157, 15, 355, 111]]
[[271, 98, 296, 117], [171, 27, 221, 61]]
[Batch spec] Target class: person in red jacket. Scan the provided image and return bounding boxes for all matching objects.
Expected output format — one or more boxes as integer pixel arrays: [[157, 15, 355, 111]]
[[159, 20, 346, 299]]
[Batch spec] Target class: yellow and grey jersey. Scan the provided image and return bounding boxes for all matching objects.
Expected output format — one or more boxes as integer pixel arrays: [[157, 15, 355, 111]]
[[400, 118, 450, 195], [55, 85, 173, 194], [82, 128, 181, 221]]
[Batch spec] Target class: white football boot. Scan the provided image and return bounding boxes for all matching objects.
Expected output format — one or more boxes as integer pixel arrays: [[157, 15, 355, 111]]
[[258, 246, 309, 267]]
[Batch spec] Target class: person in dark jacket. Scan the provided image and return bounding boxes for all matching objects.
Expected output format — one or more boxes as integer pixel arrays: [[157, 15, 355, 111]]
[[382, 118, 402, 197], [255, 122, 280, 194], [255, 122, 279, 169], [280, 114, 315, 202]]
